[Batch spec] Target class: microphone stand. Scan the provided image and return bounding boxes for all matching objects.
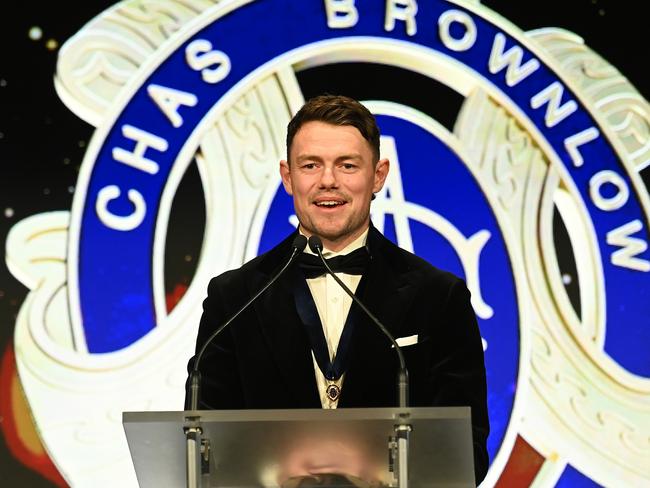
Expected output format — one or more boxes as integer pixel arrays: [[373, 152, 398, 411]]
[[184, 235, 307, 488], [308, 236, 411, 488]]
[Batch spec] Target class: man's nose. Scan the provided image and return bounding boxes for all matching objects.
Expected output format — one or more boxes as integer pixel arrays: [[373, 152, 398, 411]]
[[318, 165, 338, 188]]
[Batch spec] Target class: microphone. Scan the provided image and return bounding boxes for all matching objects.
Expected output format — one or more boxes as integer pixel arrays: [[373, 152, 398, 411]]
[[188, 234, 308, 410], [307, 235, 410, 408]]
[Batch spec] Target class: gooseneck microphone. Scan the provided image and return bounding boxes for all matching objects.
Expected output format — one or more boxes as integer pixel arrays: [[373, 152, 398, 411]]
[[307, 235, 410, 408], [188, 234, 308, 410]]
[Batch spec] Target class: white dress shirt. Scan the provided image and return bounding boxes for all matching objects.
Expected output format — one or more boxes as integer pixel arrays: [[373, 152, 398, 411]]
[[301, 228, 369, 408]]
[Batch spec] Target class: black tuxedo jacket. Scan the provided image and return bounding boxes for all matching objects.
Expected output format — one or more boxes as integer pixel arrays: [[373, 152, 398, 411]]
[[186, 227, 489, 483]]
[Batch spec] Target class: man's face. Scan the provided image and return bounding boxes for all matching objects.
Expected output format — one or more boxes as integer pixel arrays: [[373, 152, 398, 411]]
[[280, 121, 389, 251]]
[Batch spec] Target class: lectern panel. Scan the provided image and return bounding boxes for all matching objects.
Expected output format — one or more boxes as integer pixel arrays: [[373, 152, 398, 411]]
[[123, 407, 474, 487]]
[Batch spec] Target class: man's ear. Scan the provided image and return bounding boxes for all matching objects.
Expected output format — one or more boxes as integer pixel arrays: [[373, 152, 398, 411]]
[[279, 160, 294, 195], [372, 158, 390, 193]]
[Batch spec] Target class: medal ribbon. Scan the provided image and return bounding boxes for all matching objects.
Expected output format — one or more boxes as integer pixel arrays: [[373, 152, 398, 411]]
[[292, 266, 368, 382]]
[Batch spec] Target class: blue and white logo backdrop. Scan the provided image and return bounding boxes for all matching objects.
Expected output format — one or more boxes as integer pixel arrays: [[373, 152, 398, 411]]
[[2, 1, 649, 487]]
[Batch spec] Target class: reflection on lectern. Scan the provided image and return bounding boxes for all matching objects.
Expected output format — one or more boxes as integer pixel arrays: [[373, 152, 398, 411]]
[[275, 434, 384, 487]]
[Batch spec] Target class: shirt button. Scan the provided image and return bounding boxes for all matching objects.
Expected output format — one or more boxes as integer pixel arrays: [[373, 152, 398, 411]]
[[331, 296, 338, 303]]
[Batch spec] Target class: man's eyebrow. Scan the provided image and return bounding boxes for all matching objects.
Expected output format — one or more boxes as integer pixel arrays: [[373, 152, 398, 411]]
[[335, 154, 363, 162], [296, 154, 363, 162], [296, 154, 324, 163]]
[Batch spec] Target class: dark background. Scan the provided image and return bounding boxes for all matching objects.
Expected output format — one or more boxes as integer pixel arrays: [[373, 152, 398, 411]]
[[0, 0, 645, 485]]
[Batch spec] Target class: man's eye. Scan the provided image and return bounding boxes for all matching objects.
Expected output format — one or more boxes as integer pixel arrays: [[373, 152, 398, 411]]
[[302, 163, 316, 169], [342, 163, 356, 170]]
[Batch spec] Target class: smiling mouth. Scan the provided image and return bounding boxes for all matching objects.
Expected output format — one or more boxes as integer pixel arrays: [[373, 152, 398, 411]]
[[314, 200, 345, 207]]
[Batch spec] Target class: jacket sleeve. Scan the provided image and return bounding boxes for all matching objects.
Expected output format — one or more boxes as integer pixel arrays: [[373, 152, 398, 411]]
[[184, 275, 245, 410]]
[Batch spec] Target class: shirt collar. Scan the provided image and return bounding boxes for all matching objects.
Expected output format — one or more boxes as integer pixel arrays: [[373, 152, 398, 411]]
[[300, 226, 369, 258]]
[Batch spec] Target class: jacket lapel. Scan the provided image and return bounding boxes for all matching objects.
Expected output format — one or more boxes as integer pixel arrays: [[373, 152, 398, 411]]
[[339, 228, 421, 407], [247, 228, 421, 409], [249, 235, 321, 407]]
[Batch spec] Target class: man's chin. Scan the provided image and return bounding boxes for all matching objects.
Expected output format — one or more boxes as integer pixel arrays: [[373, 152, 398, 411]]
[[299, 215, 369, 245], [310, 225, 369, 250], [310, 225, 349, 243]]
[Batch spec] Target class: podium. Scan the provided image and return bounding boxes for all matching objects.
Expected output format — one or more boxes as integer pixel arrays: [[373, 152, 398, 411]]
[[123, 407, 475, 487]]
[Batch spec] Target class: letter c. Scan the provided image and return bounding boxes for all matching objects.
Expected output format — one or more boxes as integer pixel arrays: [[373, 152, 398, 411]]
[[95, 185, 146, 231]]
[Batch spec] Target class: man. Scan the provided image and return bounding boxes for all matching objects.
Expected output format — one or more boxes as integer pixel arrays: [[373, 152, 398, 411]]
[[186, 95, 489, 484]]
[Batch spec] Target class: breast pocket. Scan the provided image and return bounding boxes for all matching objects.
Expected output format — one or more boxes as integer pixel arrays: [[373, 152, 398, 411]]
[[399, 336, 431, 374]]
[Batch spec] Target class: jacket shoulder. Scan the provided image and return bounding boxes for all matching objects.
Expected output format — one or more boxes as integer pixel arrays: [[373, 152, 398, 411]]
[[206, 232, 296, 291], [375, 232, 462, 289]]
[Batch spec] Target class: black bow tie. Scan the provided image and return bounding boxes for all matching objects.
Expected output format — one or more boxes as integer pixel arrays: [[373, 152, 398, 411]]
[[298, 246, 370, 279]]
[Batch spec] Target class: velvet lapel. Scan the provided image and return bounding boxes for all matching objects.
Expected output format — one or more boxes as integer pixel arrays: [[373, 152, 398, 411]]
[[338, 228, 421, 407], [249, 233, 321, 408]]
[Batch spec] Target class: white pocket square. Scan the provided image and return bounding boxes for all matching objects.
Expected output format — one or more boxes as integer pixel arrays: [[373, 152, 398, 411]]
[[394, 334, 418, 348]]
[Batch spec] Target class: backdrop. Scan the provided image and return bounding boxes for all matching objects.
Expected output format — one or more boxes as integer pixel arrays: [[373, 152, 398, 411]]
[[1, 1, 648, 486]]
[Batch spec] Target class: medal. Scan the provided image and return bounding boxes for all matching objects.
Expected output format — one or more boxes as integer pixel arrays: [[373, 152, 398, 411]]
[[293, 264, 369, 407], [326, 383, 341, 402]]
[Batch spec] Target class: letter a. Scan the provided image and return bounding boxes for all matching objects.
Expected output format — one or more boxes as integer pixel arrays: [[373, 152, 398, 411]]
[[148, 84, 198, 128]]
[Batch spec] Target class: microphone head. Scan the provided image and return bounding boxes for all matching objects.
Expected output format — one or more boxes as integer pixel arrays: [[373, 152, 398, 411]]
[[292, 234, 308, 252], [307, 235, 323, 253]]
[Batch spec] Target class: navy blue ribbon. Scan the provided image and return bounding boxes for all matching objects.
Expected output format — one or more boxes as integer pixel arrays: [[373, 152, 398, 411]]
[[292, 266, 367, 382]]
